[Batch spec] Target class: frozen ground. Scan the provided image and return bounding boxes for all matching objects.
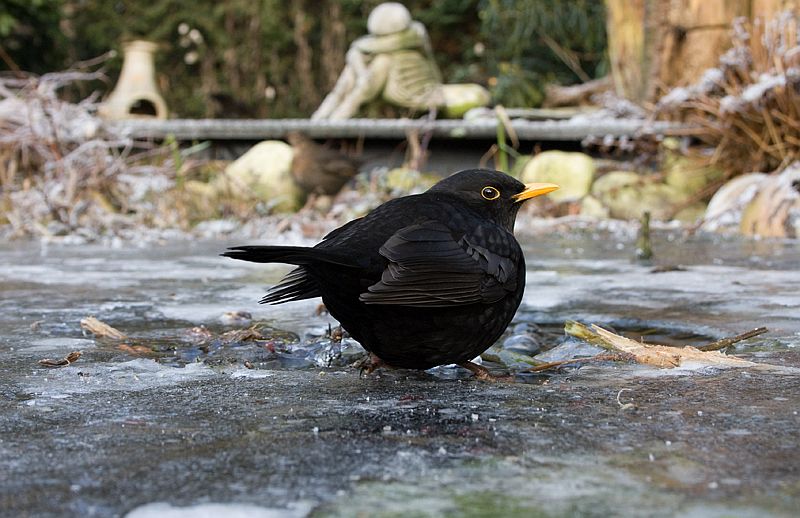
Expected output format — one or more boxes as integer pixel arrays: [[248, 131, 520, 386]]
[[1, 228, 799, 517]]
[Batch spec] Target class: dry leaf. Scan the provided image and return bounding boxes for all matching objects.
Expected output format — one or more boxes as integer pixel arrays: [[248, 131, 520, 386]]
[[220, 326, 265, 343], [39, 351, 82, 368]]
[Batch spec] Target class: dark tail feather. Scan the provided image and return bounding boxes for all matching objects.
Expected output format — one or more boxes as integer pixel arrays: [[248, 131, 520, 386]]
[[259, 266, 320, 304], [221, 245, 359, 267]]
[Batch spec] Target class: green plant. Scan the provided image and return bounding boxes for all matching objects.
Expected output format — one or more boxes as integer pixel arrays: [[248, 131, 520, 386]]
[[479, 0, 608, 107]]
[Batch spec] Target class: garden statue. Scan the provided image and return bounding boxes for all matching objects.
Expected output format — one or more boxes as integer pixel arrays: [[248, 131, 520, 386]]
[[99, 40, 168, 120], [312, 2, 489, 119]]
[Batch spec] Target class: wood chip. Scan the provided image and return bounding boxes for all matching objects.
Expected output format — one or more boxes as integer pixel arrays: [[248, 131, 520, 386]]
[[80, 316, 127, 340]]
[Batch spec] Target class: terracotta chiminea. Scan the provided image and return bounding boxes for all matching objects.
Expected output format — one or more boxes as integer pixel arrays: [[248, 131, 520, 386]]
[[99, 40, 168, 120]]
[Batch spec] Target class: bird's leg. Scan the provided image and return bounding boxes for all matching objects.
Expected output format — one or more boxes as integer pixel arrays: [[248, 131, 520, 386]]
[[358, 353, 386, 377]]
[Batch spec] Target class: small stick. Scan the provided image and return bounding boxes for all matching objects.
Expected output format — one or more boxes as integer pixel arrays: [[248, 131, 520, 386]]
[[636, 211, 653, 261], [563, 320, 616, 351], [698, 327, 768, 352], [527, 353, 632, 373]]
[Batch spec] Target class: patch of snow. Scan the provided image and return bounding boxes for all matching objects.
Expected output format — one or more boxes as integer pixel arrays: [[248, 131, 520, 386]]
[[659, 87, 690, 107], [741, 73, 786, 103], [719, 94, 744, 115], [125, 501, 313, 518], [230, 368, 274, 379]]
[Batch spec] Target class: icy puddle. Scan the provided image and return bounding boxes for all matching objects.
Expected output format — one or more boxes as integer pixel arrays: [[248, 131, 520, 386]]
[[1, 230, 799, 517]]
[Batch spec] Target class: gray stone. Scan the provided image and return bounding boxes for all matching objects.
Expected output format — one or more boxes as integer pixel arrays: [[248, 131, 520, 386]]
[[220, 140, 303, 212], [522, 151, 595, 203], [703, 173, 767, 232]]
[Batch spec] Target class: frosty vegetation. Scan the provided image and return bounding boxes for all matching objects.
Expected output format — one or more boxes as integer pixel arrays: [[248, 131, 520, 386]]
[[0, 71, 175, 241], [656, 12, 800, 177]]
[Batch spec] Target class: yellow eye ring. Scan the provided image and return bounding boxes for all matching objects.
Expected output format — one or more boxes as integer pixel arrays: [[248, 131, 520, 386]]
[[481, 186, 500, 200]]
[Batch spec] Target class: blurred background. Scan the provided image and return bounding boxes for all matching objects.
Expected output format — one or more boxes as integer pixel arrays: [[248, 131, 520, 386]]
[[0, 0, 798, 241], [1, 0, 609, 117]]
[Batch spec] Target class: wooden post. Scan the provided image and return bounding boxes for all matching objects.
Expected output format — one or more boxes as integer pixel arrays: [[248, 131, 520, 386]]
[[606, 0, 757, 104], [753, 0, 799, 17]]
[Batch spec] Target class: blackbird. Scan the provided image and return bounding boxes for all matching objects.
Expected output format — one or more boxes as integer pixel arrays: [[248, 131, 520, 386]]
[[287, 132, 361, 196], [223, 169, 558, 378]]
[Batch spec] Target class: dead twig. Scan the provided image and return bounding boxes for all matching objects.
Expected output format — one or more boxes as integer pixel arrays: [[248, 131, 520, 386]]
[[80, 316, 127, 340], [564, 320, 798, 373], [38, 351, 81, 368], [220, 325, 266, 344], [698, 327, 768, 352], [616, 388, 635, 411], [527, 352, 633, 373]]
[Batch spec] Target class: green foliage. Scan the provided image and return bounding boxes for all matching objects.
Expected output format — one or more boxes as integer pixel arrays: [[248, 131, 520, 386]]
[[479, 0, 608, 107], [0, 0, 66, 72], [2, 0, 607, 115]]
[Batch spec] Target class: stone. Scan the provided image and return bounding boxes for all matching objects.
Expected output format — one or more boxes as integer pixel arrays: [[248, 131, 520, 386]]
[[220, 141, 303, 213], [480, 343, 538, 370], [521, 151, 595, 203], [579, 195, 610, 219], [673, 203, 707, 223], [382, 167, 438, 194], [509, 155, 532, 179], [590, 170, 641, 198], [593, 171, 684, 220], [440, 84, 491, 118], [313, 3, 488, 119], [664, 158, 725, 199], [661, 138, 724, 199], [740, 165, 800, 238], [367, 2, 411, 36], [702, 173, 767, 233]]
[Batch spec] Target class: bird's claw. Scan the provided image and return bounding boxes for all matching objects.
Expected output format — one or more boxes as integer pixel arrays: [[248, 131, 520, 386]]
[[357, 353, 386, 377], [458, 361, 514, 382]]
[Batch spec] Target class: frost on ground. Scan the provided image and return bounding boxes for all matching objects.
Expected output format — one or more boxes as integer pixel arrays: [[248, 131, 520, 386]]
[[0, 71, 178, 240]]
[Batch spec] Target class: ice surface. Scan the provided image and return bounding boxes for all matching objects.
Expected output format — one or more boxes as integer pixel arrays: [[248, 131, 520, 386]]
[[125, 502, 312, 518]]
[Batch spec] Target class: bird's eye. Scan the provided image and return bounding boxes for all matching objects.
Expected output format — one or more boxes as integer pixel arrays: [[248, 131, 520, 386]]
[[481, 186, 500, 200]]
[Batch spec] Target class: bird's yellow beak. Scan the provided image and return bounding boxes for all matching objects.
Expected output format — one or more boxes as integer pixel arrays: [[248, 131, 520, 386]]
[[512, 182, 560, 202]]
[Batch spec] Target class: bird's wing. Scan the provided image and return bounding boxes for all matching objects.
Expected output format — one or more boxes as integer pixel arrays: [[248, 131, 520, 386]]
[[359, 221, 519, 307]]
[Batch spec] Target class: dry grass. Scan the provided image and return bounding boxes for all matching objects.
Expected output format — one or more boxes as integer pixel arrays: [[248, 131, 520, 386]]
[[0, 70, 181, 238], [655, 11, 800, 178]]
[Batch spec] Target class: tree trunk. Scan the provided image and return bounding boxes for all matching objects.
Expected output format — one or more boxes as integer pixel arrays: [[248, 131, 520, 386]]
[[605, 0, 797, 104]]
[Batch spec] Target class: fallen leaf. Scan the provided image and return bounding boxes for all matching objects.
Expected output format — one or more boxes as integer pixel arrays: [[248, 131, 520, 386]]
[[220, 326, 265, 344], [39, 351, 82, 368]]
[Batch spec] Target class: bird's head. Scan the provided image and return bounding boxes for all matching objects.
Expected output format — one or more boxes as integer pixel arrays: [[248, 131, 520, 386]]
[[428, 169, 558, 231]]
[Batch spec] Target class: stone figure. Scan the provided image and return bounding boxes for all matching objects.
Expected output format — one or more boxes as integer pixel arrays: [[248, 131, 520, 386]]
[[312, 2, 489, 119], [99, 40, 168, 120]]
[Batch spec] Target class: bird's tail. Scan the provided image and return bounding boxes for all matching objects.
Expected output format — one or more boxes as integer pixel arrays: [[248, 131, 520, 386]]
[[221, 245, 359, 267]]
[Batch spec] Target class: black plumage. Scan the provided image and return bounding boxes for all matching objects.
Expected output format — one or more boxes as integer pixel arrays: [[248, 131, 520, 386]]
[[223, 169, 558, 376]]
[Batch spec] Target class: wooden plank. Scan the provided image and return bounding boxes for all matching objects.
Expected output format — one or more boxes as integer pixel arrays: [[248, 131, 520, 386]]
[[109, 118, 685, 142]]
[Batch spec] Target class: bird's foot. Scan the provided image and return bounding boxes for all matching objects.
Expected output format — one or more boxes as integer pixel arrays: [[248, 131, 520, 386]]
[[458, 361, 514, 382], [357, 353, 387, 377]]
